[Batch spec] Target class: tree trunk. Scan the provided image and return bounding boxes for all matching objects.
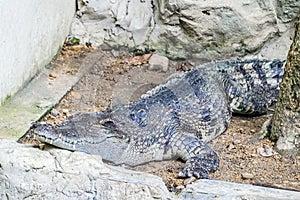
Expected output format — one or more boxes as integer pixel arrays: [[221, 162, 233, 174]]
[[270, 15, 300, 156]]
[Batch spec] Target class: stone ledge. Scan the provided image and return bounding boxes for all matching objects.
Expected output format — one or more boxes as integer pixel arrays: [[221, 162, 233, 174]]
[[1, 139, 299, 200]]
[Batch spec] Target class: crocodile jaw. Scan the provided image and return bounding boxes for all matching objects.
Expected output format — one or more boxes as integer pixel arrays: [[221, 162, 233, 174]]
[[33, 123, 81, 151]]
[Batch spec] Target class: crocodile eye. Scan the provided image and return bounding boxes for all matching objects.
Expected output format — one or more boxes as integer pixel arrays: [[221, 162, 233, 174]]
[[137, 109, 146, 118], [101, 120, 117, 130]]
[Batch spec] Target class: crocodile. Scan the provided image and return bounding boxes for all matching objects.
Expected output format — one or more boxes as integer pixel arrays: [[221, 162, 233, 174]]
[[33, 59, 285, 179]]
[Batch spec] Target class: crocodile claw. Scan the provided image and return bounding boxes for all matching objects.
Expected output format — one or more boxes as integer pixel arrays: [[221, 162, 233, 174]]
[[179, 155, 219, 179], [179, 166, 210, 179]]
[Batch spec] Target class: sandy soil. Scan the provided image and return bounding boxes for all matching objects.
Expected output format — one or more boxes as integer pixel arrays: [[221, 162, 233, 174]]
[[22, 47, 299, 193]]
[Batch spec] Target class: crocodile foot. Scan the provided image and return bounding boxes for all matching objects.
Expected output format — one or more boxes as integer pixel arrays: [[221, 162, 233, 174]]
[[179, 153, 219, 179]]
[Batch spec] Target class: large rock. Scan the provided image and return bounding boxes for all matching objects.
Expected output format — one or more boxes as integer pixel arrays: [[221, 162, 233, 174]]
[[153, 0, 281, 59], [181, 179, 300, 200], [71, 0, 297, 60], [72, 0, 155, 47], [1, 139, 299, 199], [0, 139, 172, 199]]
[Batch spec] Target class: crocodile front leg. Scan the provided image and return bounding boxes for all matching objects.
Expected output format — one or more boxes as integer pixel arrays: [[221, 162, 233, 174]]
[[168, 133, 219, 179]]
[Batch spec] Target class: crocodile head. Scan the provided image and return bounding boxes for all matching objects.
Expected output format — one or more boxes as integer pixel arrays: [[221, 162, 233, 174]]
[[33, 112, 130, 164]]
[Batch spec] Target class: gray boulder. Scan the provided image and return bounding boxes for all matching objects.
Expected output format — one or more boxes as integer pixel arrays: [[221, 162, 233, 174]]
[[71, 0, 297, 60], [181, 179, 300, 200], [1, 139, 299, 199], [0, 139, 171, 200]]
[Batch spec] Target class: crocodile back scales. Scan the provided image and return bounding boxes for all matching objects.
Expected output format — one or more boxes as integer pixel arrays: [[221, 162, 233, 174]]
[[103, 59, 285, 142]]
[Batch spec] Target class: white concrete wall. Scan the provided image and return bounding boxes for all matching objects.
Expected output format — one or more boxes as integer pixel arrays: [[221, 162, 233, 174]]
[[0, 0, 75, 105]]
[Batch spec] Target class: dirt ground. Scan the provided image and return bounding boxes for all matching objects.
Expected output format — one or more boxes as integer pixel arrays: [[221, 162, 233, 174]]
[[22, 47, 299, 193]]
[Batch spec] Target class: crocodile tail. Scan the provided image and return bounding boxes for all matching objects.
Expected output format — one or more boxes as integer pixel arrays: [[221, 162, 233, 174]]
[[254, 59, 285, 98], [216, 59, 286, 115]]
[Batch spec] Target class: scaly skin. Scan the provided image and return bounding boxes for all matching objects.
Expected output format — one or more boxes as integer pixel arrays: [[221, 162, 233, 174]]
[[34, 59, 285, 179]]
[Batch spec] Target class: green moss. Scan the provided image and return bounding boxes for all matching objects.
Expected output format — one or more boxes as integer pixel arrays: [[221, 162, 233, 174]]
[[0, 99, 54, 139], [2, 95, 12, 105]]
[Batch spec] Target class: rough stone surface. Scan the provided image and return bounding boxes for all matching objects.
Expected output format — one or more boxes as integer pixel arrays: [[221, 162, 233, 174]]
[[0, 139, 300, 200], [0, 139, 172, 200], [1, 139, 299, 199], [71, 0, 297, 60], [153, 0, 278, 59], [148, 54, 169, 72], [181, 179, 300, 200], [72, 0, 154, 47], [276, 0, 300, 23]]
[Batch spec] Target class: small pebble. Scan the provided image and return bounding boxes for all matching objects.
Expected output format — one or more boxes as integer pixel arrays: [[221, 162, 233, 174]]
[[49, 72, 57, 78], [241, 172, 254, 179], [47, 115, 55, 120], [38, 143, 46, 150], [148, 54, 169, 72], [62, 109, 69, 115], [184, 177, 196, 185], [70, 92, 81, 99], [233, 139, 241, 145], [50, 109, 60, 116], [227, 143, 235, 150], [239, 128, 244, 134], [176, 185, 185, 190], [69, 44, 84, 51], [250, 153, 258, 157], [257, 146, 274, 157]]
